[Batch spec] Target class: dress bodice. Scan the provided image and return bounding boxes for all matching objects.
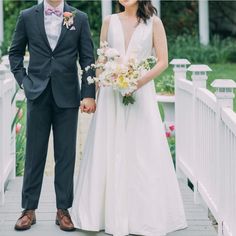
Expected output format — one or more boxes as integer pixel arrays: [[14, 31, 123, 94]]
[[107, 14, 154, 63]]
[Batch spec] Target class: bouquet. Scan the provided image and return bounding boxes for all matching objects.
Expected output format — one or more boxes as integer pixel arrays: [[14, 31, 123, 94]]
[[86, 41, 156, 105]]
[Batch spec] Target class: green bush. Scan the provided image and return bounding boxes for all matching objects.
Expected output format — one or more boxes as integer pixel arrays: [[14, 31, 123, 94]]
[[168, 35, 236, 64], [156, 74, 175, 95], [162, 1, 198, 37], [167, 136, 176, 168], [2, 0, 36, 55], [12, 98, 27, 177]]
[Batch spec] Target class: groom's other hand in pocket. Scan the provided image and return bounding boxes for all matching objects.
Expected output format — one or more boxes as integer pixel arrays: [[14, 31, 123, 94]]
[[80, 98, 96, 114]]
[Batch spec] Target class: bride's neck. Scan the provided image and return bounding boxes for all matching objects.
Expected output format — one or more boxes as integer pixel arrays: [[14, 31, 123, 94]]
[[123, 5, 138, 17]]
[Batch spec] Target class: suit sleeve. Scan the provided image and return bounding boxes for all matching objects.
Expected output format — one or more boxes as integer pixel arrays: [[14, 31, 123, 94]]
[[8, 11, 28, 89], [78, 13, 96, 100]]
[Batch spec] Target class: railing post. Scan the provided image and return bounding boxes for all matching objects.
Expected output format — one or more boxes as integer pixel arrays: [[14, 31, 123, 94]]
[[170, 59, 190, 183], [211, 79, 236, 236], [0, 62, 15, 205], [211, 79, 236, 109], [188, 65, 212, 204], [170, 59, 190, 80], [2, 56, 16, 180]]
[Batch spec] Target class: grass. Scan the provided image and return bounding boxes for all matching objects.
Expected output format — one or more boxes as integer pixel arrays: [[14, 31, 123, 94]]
[[155, 63, 236, 111]]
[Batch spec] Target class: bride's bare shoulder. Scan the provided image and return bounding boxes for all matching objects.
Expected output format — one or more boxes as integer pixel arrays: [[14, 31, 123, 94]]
[[100, 15, 114, 41], [102, 13, 117, 27], [152, 15, 164, 27], [103, 15, 111, 26]]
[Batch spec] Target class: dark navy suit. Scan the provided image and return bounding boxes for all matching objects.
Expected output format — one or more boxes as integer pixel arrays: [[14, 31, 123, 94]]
[[9, 2, 95, 209]]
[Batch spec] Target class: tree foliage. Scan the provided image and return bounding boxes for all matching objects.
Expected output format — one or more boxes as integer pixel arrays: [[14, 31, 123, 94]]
[[2, 0, 236, 56], [2, 0, 36, 55], [161, 1, 198, 37], [2, 0, 102, 55]]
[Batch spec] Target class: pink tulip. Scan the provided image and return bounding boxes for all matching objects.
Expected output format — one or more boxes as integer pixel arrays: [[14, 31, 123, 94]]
[[17, 109, 23, 119], [169, 125, 175, 132], [16, 123, 22, 134], [166, 132, 171, 138]]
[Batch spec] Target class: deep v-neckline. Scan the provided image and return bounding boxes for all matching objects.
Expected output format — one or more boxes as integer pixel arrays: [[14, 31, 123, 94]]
[[116, 14, 141, 56]]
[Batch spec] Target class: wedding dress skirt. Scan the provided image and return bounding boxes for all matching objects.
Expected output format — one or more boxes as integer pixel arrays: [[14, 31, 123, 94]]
[[71, 14, 187, 236]]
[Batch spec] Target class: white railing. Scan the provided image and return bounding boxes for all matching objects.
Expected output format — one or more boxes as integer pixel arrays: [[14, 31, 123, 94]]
[[0, 61, 16, 205], [171, 59, 236, 236]]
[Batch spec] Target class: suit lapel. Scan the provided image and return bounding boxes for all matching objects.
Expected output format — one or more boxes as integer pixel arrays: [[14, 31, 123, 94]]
[[53, 3, 71, 52], [35, 3, 52, 52]]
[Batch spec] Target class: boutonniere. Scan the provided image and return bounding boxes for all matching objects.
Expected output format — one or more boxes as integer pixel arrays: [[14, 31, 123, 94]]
[[63, 10, 77, 29]]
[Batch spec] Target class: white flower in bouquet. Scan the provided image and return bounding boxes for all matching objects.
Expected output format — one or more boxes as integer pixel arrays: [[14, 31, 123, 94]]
[[85, 66, 90, 72], [104, 61, 117, 72], [87, 76, 95, 85], [105, 48, 120, 60], [97, 48, 105, 57]]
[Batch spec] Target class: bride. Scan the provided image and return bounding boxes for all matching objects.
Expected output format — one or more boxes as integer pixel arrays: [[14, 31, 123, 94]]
[[71, 0, 187, 235]]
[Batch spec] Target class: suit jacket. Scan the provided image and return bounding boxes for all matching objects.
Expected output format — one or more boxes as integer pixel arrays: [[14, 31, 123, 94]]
[[9, 2, 95, 108]]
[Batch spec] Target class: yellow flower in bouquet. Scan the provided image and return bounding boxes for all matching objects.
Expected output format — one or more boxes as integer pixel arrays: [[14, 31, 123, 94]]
[[117, 75, 129, 89]]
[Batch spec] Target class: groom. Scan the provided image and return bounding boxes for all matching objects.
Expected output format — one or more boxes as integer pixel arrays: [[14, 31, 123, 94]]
[[9, 0, 96, 231]]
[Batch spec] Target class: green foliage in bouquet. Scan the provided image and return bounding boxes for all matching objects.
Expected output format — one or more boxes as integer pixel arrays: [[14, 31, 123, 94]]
[[123, 95, 135, 106]]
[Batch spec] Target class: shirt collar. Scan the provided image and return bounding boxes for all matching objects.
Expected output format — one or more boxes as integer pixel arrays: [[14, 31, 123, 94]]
[[44, 0, 64, 12]]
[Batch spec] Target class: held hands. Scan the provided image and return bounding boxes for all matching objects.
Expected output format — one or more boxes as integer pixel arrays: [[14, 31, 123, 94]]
[[80, 98, 96, 114]]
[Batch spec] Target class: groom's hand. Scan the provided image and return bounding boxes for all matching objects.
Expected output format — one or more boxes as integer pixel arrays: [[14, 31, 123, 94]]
[[80, 98, 96, 114]]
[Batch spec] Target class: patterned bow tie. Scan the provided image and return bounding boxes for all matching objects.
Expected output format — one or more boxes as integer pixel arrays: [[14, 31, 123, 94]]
[[45, 8, 62, 17]]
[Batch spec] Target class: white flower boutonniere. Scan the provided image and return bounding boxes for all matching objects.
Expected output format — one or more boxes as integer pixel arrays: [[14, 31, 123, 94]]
[[63, 10, 77, 29]]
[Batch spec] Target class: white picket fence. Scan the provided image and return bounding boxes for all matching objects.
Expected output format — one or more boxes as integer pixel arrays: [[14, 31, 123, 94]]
[[0, 61, 16, 205], [171, 59, 236, 236]]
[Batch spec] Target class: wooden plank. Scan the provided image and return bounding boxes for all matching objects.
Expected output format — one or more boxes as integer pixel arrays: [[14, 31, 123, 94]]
[[0, 177, 217, 236]]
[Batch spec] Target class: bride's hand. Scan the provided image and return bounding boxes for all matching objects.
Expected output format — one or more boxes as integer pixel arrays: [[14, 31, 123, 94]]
[[124, 79, 146, 97]]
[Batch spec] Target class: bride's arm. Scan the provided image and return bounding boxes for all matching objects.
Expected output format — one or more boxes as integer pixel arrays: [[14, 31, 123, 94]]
[[96, 16, 110, 75], [95, 16, 111, 90], [100, 15, 110, 44], [137, 16, 168, 89]]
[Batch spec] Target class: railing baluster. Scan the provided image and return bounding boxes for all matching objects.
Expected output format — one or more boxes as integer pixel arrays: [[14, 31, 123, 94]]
[[170, 59, 190, 184], [211, 79, 236, 236], [188, 64, 211, 204]]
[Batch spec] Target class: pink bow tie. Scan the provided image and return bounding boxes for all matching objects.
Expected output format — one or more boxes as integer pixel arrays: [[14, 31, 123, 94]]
[[45, 8, 62, 17]]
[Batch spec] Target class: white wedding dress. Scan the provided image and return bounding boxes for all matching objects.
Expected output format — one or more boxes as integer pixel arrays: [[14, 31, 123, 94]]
[[71, 14, 187, 236]]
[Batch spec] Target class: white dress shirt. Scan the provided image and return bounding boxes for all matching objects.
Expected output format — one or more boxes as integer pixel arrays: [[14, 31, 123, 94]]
[[44, 0, 64, 50]]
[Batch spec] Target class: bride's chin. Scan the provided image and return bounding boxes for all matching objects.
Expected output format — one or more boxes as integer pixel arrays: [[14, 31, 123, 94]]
[[119, 0, 137, 7]]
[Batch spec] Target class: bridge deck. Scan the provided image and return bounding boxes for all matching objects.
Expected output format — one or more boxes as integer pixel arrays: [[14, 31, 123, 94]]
[[0, 177, 217, 236]]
